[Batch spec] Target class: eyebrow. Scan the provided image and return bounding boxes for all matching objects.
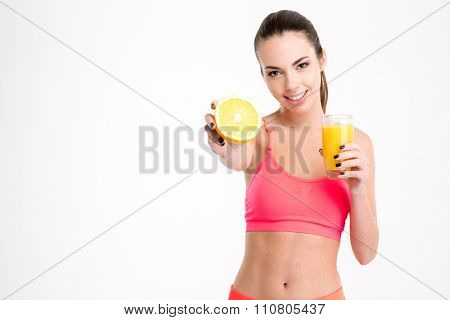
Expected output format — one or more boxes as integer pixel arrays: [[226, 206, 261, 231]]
[[264, 56, 309, 70]]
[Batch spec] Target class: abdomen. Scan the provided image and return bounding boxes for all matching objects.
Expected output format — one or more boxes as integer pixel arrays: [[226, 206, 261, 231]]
[[233, 231, 342, 299]]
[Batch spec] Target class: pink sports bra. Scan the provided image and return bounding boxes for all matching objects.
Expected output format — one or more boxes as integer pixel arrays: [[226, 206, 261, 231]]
[[245, 120, 351, 241]]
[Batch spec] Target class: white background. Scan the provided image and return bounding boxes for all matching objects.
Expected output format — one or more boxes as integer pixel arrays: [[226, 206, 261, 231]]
[[0, 0, 449, 299]]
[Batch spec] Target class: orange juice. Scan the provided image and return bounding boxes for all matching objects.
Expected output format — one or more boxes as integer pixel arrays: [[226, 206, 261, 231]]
[[322, 125, 354, 171]]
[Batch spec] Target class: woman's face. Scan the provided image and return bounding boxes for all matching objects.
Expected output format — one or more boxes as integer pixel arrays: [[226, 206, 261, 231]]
[[257, 31, 326, 113]]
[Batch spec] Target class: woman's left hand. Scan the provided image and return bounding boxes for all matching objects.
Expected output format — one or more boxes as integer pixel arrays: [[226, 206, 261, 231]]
[[319, 143, 369, 194]]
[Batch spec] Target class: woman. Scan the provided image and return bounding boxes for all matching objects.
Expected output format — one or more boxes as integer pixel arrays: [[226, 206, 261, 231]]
[[204, 10, 378, 300]]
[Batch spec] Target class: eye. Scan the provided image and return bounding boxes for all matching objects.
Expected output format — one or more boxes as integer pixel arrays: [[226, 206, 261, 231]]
[[268, 70, 280, 77], [297, 62, 309, 69]]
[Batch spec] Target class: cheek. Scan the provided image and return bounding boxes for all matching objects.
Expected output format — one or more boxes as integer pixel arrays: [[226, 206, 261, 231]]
[[309, 69, 323, 90], [265, 79, 284, 96], [301, 70, 320, 88]]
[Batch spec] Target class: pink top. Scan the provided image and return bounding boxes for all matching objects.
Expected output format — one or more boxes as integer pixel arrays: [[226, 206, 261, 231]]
[[245, 120, 351, 241]]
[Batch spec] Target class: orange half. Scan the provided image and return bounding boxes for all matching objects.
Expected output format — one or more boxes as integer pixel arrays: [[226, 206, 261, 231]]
[[214, 97, 261, 143]]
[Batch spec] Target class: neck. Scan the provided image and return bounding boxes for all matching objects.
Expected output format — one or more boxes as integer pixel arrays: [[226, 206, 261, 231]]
[[278, 100, 325, 129]]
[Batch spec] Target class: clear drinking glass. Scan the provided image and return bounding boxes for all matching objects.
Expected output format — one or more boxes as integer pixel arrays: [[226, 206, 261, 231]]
[[322, 114, 354, 179]]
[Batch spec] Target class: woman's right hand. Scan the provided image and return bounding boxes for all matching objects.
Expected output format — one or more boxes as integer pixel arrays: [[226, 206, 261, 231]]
[[204, 100, 228, 159], [204, 100, 256, 171]]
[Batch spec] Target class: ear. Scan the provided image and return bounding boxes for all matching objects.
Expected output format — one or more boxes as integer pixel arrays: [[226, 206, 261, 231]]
[[320, 48, 327, 72]]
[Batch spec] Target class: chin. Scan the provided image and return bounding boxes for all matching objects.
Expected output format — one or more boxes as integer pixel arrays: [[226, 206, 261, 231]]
[[287, 105, 311, 115], [280, 98, 311, 113]]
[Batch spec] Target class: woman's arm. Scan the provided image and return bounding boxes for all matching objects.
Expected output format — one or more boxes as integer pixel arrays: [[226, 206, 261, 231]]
[[335, 130, 379, 265]]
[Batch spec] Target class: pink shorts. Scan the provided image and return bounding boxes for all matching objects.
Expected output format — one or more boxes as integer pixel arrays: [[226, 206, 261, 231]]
[[228, 284, 346, 300]]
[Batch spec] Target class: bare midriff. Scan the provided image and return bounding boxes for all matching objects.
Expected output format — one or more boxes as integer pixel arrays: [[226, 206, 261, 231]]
[[232, 231, 342, 300]]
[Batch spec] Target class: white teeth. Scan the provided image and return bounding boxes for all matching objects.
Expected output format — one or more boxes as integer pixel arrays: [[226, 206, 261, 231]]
[[287, 91, 307, 101]]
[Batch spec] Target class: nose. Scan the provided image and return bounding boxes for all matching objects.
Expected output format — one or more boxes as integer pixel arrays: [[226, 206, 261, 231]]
[[284, 72, 300, 93]]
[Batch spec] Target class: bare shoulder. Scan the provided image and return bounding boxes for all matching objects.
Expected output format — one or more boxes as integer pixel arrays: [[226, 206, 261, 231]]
[[354, 126, 374, 151], [256, 112, 279, 147], [262, 112, 280, 129], [354, 127, 375, 170]]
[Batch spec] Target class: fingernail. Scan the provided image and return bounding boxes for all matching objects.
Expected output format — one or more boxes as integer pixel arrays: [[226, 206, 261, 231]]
[[333, 154, 339, 159], [339, 145, 345, 149], [339, 171, 345, 175], [335, 163, 341, 167], [218, 137, 224, 144], [210, 122, 214, 129]]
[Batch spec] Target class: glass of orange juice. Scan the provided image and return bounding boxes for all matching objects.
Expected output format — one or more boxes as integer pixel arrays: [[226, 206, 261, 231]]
[[322, 114, 354, 179]]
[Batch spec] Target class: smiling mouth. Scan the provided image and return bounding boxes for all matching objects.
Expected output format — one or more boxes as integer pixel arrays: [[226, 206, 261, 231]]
[[285, 90, 308, 101]]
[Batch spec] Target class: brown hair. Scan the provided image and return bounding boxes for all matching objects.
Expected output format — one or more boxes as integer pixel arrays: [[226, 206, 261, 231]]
[[254, 10, 328, 113]]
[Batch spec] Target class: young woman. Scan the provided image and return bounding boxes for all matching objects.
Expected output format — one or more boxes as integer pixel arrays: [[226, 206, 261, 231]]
[[204, 10, 378, 300]]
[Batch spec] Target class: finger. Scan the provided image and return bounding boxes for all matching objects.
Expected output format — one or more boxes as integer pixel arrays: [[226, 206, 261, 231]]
[[208, 136, 222, 153], [336, 158, 365, 171], [210, 100, 219, 110], [339, 142, 362, 153], [334, 150, 360, 161], [337, 170, 362, 179], [204, 113, 216, 130], [208, 135, 225, 150], [204, 124, 225, 146]]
